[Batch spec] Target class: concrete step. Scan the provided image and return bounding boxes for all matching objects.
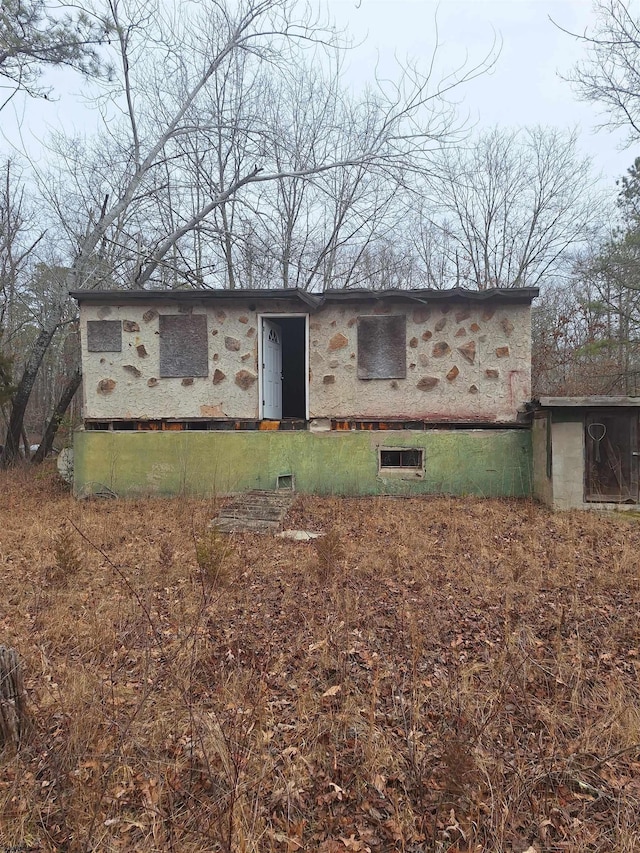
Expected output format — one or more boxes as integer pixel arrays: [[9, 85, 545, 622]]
[[210, 489, 295, 534]]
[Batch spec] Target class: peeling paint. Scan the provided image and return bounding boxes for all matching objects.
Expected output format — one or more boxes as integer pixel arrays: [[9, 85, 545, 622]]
[[74, 429, 532, 498]]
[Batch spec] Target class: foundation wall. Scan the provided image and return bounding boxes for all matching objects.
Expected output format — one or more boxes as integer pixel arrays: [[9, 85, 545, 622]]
[[73, 428, 533, 499]]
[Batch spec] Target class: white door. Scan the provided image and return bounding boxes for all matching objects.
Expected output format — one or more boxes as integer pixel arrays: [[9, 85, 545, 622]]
[[262, 319, 282, 419]]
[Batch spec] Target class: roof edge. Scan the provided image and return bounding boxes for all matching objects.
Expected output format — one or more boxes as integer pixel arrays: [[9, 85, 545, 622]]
[[537, 396, 640, 408], [70, 286, 539, 305], [323, 286, 539, 303]]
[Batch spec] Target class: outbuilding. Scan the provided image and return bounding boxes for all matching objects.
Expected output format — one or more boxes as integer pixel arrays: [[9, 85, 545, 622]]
[[532, 396, 640, 510]]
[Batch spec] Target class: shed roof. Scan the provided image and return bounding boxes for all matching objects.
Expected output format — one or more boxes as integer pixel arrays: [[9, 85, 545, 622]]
[[537, 396, 640, 408], [70, 286, 539, 306]]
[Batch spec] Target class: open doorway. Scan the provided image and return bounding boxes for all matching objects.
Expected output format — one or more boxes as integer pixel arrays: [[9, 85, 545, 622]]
[[585, 412, 639, 502], [260, 315, 307, 420]]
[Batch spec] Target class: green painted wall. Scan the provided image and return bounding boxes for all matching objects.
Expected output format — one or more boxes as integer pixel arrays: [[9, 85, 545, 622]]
[[73, 428, 532, 498]]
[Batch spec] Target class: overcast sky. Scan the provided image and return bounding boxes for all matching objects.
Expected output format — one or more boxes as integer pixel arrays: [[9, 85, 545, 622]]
[[1, 0, 635, 189], [325, 0, 633, 184]]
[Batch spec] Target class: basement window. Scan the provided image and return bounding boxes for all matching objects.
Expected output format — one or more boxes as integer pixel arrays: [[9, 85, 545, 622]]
[[379, 447, 424, 476]]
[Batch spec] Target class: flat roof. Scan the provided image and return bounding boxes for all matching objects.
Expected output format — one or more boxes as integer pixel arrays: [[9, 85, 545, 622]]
[[538, 396, 640, 408], [69, 287, 323, 307], [70, 286, 539, 306]]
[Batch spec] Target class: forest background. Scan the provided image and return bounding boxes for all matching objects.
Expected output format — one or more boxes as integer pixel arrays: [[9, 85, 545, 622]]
[[2, 0, 640, 461]]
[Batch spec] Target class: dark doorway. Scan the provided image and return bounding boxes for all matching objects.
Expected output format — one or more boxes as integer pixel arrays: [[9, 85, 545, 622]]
[[585, 412, 638, 502], [278, 317, 306, 419]]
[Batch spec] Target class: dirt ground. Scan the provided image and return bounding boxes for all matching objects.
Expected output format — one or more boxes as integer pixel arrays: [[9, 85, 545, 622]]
[[1, 465, 640, 852]]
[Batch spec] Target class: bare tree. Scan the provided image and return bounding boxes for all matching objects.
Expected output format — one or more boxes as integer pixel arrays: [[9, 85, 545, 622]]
[[1, 0, 496, 462], [413, 126, 602, 290], [0, 160, 43, 335], [562, 0, 640, 144]]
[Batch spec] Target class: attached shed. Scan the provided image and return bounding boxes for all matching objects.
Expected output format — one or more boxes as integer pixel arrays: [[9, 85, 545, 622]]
[[532, 397, 640, 510], [70, 286, 538, 498]]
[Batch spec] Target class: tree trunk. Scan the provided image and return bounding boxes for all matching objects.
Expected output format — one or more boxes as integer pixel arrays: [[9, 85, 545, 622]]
[[21, 426, 30, 459], [33, 368, 82, 464], [0, 646, 27, 751], [1, 324, 58, 466]]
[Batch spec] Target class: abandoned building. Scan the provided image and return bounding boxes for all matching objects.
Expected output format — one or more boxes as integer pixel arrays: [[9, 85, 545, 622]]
[[532, 396, 640, 510], [70, 286, 539, 498]]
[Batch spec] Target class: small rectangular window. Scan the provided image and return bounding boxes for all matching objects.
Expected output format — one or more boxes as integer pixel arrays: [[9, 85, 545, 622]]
[[379, 447, 424, 475], [159, 314, 208, 377]]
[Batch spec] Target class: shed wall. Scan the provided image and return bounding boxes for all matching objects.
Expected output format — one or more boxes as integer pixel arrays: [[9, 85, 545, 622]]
[[550, 419, 585, 510], [532, 414, 554, 507]]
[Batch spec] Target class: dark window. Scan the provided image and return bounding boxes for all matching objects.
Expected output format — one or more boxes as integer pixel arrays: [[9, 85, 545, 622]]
[[380, 448, 423, 469], [87, 320, 122, 352], [357, 314, 406, 379], [159, 315, 208, 377]]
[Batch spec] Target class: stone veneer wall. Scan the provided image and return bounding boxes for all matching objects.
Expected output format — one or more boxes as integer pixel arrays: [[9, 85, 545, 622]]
[[82, 298, 279, 420], [309, 299, 531, 422], [80, 296, 531, 422]]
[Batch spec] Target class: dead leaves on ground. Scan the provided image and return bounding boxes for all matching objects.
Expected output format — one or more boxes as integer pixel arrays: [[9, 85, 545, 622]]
[[1, 471, 640, 850]]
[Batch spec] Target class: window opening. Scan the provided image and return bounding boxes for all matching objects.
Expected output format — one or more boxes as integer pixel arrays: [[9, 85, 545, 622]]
[[159, 314, 208, 377], [276, 473, 295, 490], [87, 320, 122, 352], [379, 448, 423, 469]]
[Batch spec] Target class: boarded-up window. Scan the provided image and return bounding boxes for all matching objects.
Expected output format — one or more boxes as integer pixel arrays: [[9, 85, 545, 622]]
[[87, 320, 122, 352], [357, 315, 406, 379], [159, 315, 208, 377]]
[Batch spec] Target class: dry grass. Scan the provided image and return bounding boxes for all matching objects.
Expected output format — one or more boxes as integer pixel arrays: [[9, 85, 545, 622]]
[[1, 465, 640, 851]]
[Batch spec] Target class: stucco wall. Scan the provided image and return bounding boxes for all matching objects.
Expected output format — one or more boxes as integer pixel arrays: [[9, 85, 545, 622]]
[[80, 296, 531, 422], [308, 299, 531, 421], [81, 298, 277, 420], [73, 428, 532, 498]]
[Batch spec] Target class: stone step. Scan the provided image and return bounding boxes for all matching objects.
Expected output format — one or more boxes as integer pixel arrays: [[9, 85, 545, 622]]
[[210, 489, 295, 534], [213, 518, 281, 533]]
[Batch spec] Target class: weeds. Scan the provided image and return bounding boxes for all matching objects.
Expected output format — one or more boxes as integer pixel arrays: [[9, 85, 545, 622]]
[[314, 529, 344, 583], [2, 470, 640, 851], [157, 537, 175, 572], [194, 528, 236, 587], [44, 523, 82, 585]]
